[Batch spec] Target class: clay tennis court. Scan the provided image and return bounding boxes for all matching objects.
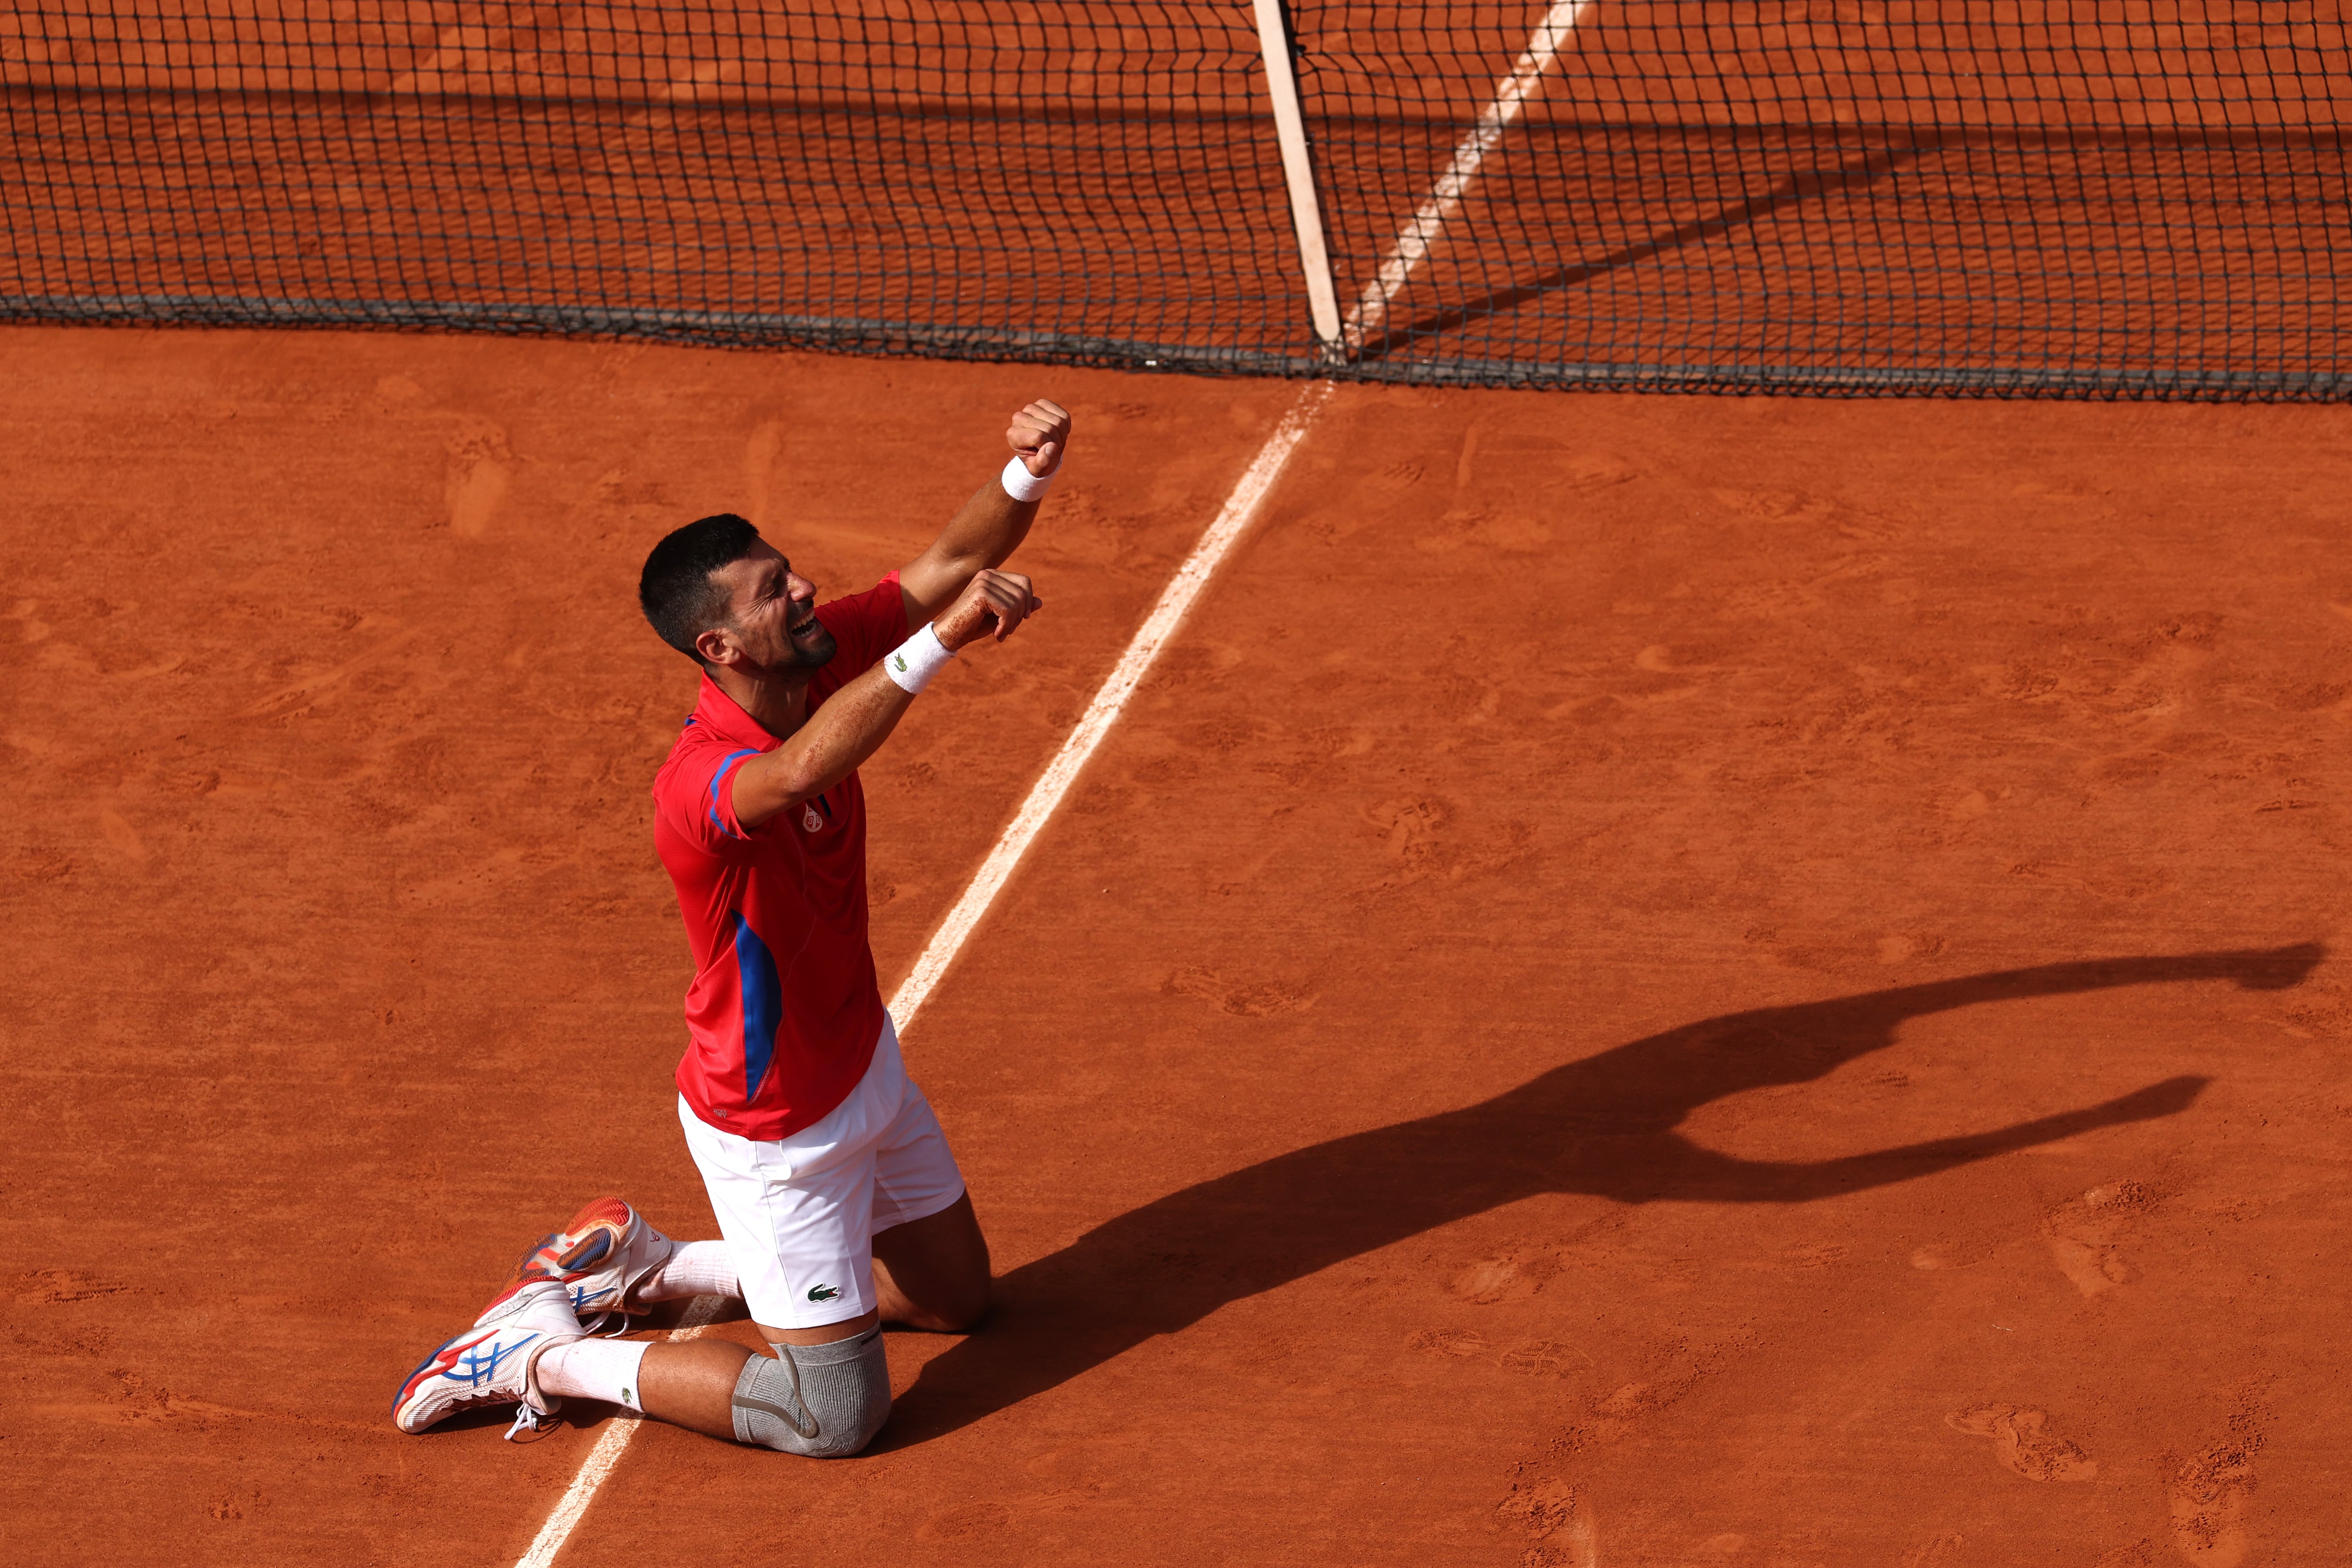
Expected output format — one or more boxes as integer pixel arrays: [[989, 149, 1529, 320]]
[[8, 0, 2352, 1564], [6, 321, 2347, 1565]]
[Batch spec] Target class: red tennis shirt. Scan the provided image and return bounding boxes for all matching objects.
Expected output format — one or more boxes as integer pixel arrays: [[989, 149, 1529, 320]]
[[651, 574, 908, 1140]]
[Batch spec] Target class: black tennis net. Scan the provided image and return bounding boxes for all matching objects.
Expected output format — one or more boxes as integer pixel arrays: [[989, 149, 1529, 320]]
[[4, 1, 2346, 398]]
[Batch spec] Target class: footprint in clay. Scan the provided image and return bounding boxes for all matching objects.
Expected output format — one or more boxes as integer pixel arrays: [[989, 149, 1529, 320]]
[[1495, 1477, 1597, 1568], [1946, 1403, 2098, 1481], [443, 420, 513, 538], [2167, 1444, 2253, 1568]]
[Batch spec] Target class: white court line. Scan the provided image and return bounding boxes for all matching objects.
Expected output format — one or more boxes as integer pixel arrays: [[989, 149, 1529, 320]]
[[1343, 1, 1596, 351], [510, 380, 1332, 1568], [886, 380, 1332, 1024], [513, 1296, 723, 1568]]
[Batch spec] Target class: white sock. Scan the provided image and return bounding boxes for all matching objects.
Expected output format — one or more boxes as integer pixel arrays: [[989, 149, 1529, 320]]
[[635, 1240, 741, 1303], [537, 1337, 650, 1412]]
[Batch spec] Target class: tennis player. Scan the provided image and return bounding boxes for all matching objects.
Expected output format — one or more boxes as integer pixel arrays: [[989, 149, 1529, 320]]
[[391, 398, 1071, 1455]]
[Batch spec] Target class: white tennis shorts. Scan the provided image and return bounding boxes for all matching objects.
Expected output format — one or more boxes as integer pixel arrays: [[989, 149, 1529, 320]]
[[676, 1013, 965, 1330]]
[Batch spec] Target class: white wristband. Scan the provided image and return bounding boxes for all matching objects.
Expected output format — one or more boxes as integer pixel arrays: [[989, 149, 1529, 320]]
[[882, 622, 955, 694], [1001, 454, 1055, 503]]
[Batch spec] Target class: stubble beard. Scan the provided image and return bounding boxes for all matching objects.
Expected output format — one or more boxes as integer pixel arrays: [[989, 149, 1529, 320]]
[[784, 622, 838, 669]]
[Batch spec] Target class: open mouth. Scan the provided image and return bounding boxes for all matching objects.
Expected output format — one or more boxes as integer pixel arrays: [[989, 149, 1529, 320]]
[[787, 613, 819, 637]]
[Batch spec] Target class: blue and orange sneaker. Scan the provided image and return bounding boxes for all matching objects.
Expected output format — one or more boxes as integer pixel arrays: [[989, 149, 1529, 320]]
[[391, 1279, 581, 1439], [477, 1196, 677, 1332]]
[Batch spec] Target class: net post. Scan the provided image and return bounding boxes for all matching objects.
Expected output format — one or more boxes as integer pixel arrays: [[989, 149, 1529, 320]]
[[1251, 0, 1344, 364]]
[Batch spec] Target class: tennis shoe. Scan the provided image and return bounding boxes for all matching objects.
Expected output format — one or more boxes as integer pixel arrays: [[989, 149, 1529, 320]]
[[478, 1195, 676, 1331], [390, 1279, 581, 1439]]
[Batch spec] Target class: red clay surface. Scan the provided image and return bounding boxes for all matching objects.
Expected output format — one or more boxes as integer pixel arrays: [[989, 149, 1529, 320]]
[[5, 326, 2350, 1567]]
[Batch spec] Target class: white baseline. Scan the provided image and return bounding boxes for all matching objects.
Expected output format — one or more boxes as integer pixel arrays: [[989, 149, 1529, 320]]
[[510, 380, 1332, 1568], [886, 380, 1331, 1025], [513, 1295, 720, 1568], [1344, 0, 1595, 350]]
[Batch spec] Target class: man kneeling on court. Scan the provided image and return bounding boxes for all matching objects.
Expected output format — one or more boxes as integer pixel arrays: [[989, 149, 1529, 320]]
[[390, 399, 1071, 1455]]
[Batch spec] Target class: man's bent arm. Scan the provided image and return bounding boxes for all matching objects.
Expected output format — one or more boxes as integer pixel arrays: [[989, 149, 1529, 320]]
[[731, 568, 1042, 831], [730, 665, 914, 830], [899, 398, 1071, 623]]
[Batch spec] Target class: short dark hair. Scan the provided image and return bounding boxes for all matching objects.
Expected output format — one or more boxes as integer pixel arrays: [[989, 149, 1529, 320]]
[[640, 513, 761, 662]]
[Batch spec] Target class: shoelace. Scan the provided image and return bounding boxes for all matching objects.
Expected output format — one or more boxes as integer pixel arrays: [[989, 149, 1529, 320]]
[[536, 1270, 636, 1337], [504, 1402, 550, 1442]]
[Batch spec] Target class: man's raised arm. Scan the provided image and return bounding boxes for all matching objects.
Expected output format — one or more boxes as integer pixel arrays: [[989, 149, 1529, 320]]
[[897, 398, 1072, 627], [730, 569, 1042, 831]]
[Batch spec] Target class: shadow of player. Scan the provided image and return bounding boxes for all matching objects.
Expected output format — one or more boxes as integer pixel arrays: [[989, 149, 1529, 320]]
[[881, 943, 2322, 1446]]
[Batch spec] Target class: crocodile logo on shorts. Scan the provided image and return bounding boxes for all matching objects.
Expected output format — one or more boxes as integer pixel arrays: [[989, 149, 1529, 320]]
[[807, 1283, 842, 1303]]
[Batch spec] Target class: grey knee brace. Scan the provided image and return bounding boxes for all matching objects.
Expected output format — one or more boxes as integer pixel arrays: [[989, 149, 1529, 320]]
[[730, 1326, 890, 1458]]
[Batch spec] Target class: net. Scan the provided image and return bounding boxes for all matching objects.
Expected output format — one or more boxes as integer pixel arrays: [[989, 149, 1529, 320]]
[[1303, 1, 2352, 395], [1, 3, 1310, 373], [4, 1, 2347, 398]]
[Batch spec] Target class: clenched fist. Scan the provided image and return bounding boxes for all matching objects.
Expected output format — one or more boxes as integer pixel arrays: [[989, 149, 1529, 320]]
[[1008, 398, 1072, 478], [934, 568, 1042, 653]]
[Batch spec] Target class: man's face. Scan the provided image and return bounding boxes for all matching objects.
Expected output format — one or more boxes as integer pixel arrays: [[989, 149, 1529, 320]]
[[704, 540, 837, 672]]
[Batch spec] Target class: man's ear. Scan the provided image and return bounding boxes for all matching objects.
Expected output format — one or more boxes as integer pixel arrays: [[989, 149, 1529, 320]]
[[694, 623, 739, 668]]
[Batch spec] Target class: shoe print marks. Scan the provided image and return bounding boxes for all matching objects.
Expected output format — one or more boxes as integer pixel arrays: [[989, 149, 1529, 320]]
[[1496, 1474, 1597, 1568], [1777, 1243, 1847, 1269], [1414, 506, 1555, 556], [2147, 1381, 2274, 1567], [1353, 796, 1535, 901], [2043, 1179, 2155, 1296], [1162, 966, 1316, 1018], [2045, 1236, 2132, 1296], [1549, 1331, 1754, 1449], [1470, 428, 1630, 494], [1876, 932, 1946, 965], [1366, 796, 1452, 869], [1909, 1236, 1994, 1271], [16, 1269, 131, 1305], [1448, 1252, 1559, 1305], [1406, 1329, 1589, 1377], [1946, 1404, 2098, 1481], [2168, 1442, 2257, 1568], [444, 420, 512, 538], [1406, 1328, 1597, 1385], [1498, 1338, 1589, 1378], [1407, 1327, 1487, 1360]]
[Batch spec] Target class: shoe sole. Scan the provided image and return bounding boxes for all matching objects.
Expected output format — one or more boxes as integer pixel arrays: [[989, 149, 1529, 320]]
[[477, 1195, 639, 1324]]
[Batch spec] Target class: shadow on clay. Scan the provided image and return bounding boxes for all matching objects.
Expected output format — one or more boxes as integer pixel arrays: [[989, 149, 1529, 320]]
[[1352, 142, 1917, 361], [880, 943, 2323, 1448]]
